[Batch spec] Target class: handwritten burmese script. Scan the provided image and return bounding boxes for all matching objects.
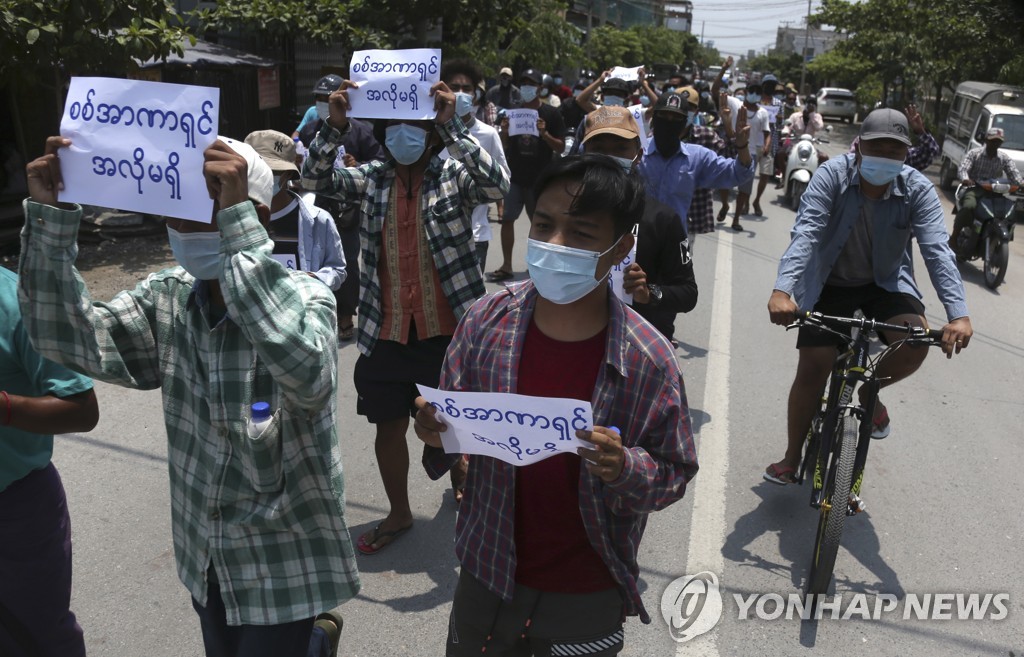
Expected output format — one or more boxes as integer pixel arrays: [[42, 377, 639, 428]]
[[348, 49, 441, 120], [507, 109, 539, 137], [59, 77, 219, 222], [416, 385, 592, 466]]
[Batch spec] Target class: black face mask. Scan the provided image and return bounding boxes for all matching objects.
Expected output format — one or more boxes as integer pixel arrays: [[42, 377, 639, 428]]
[[652, 117, 683, 156]]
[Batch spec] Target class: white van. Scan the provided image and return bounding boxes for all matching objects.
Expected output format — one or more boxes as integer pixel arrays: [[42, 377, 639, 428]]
[[939, 82, 1024, 210]]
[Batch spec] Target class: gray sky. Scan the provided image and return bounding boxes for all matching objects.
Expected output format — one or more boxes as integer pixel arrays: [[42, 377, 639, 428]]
[[691, 0, 820, 59]]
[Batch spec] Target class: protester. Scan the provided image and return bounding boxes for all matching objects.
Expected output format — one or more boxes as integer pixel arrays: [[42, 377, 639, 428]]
[[951, 126, 1024, 248], [0, 268, 98, 657], [486, 66, 523, 110], [302, 78, 509, 551], [576, 72, 631, 113], [413, 154, 698, 655], [674, 85, 730, 237], [245, 130, 347, 292], [488, 68, 566, 282], [560, 77, 593, 133], [848, 104, 940, 173], [759, 73, 786, 190], [299, 77, 387, 341], [733, 83, 772, 230], [441, 59, 510, 275], [539, 74, 562, 108], [638, 90, 755, 237], [293, 74, 343, 139], [474, 81, 498, 127], [20, 135, 360, 657], [580, 106, 699, 342], [550, 72, 572, 100]]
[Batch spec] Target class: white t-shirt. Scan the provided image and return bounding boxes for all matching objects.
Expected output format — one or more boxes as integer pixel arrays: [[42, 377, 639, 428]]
[[725, 95, 743, 131], [441, 117, 509, 243], [745, 105, 771, 156]]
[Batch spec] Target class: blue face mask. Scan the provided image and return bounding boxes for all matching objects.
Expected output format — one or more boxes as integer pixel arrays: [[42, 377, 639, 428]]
[[689, 112, 703, 127], [167, 227, 221, 280], [603, 95, 625, 107], [746, 93, 761, 104], [610, 155, 636, 172], [859, 154, 904, 186], [554, 76, 563, 85], [385, 123, 429, 165], [639, 95, 651, 107], [526, 236, 622, 305], [520, 85, 538, 102], [454, 92, 474, 118]]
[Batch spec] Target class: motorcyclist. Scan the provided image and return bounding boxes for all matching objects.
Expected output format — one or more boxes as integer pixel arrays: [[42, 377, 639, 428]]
[[775, 97, 827, 175], [950, 127, 1024, 249]]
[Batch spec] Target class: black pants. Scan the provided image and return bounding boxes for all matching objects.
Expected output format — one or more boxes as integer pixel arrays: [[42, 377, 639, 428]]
[[446, 570, 625, 657], [335, 224, 360, 317]]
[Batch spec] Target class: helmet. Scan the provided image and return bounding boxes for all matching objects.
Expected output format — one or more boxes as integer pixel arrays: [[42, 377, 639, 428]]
[[574, 78, 590, 90], [313, 74, 343, 96], [804, 95, 817, 107], [541, 73, 553, 87]]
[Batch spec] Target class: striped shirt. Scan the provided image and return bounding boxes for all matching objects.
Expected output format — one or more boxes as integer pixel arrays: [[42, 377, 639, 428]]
[[422, 281, 699, 623], [18, 200, 360, 626], [957, 147, 1023, 185], [301, 115, 510, 356]]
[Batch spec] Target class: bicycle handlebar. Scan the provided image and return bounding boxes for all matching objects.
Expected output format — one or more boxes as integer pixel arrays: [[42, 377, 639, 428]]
[[791, 311, 945, 344]]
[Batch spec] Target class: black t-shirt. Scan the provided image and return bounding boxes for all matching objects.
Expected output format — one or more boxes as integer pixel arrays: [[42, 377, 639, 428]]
[[560, 97, 587, 132], [506, 103, 566, 187]]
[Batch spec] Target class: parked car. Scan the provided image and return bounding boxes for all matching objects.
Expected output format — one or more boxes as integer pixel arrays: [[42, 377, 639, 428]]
[[816, 87, 857, 123]]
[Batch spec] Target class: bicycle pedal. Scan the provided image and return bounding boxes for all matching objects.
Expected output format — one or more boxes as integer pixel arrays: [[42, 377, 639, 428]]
[[847, 494, 866, 516]]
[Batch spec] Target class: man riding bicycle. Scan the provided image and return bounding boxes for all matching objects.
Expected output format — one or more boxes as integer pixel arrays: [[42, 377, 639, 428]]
[[764, 109, 974, 485]]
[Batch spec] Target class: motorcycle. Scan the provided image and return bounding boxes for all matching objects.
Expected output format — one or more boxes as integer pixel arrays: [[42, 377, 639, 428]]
[[952, 178, 1019, 289], [782, 125, 831, 210]]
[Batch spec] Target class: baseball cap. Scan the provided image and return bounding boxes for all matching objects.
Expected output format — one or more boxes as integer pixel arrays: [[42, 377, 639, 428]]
[[653, 91, 692, 116], [602, 77, 630, 95], [499, 66, 513, 77], [217, 136, 274, 208], [245, 130, 299, 176], [986, 127, 1005, 141], [762, 73, 779, 85], [520, 68, 542, 84], [581, 106, 639, 144], [859, 108, 912, 146]]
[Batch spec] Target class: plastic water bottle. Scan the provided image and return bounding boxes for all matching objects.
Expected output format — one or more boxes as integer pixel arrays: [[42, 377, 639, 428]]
[[247, 402, 272, 440], [292, 136, 307, 157]]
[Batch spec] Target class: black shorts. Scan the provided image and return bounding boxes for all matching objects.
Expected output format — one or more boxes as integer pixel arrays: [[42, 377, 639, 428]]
[[353, 326, 452, 424], [797, 283, 926, 349]]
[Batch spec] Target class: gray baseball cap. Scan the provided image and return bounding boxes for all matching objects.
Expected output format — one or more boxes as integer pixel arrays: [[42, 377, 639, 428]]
[[859, 108, 912, 146]]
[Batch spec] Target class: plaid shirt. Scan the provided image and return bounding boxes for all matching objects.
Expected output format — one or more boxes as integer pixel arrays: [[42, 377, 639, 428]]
[[18, 200, 360, 626], [686, 125, 726, 234], [302, 115, 509, 356], [422, 281, 698, 623], [958, 146, 1024, 184]]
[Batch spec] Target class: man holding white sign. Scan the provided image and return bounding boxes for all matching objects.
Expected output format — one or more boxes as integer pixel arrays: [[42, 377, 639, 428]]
[[301, 55, 509, 556], [20, 131, 360, 657], [413, 155, 697, 655]]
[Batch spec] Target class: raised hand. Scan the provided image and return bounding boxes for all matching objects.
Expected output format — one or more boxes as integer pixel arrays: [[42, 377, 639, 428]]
[[430, 81, 456, 124], [202, 140, 250, 210], [735, 105, 750, 148], [905, 103, 925, 135], [327, 80, 358, 130], [25, 136, 71, 207]]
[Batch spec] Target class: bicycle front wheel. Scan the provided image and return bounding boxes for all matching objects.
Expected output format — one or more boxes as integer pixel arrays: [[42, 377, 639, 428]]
[[806, 413, 857, 597]]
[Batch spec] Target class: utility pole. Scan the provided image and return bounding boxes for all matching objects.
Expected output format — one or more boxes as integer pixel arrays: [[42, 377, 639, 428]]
[[799, 0, 811, 94], [700, 21, 705, 44]]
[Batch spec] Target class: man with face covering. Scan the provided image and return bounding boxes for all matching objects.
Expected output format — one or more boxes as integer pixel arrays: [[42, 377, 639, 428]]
[[411, 154, 697, 655], [486, 66, 523, 110], [764, 108, 974, 487], [302, 78, 509, 555], [637, 90, 754, 237], [19, 136, 360, 656]]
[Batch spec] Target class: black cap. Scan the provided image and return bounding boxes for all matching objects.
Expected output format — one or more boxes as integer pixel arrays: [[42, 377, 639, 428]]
[[520, 68, 542, 84], [602, 77, 630, 94], [654, 91, 691, 116]]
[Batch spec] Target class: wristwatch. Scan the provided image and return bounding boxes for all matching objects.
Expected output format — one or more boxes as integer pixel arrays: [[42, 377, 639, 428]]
[[646, 284, 663, 306]]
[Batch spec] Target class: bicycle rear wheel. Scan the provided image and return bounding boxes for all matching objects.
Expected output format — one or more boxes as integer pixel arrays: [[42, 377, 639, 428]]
[[806, 413, 857, 597]]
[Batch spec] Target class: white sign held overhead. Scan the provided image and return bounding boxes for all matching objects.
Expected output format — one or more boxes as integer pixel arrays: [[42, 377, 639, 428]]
[[58, 77, 220, 222], [416, 385, 593, 466], [347, 48, 441, 120], [608, 66, 642, 82]]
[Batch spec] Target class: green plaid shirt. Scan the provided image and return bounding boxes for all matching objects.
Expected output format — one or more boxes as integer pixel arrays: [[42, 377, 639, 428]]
[[18, 200, 360, 626], [301, 115, 510, 355]]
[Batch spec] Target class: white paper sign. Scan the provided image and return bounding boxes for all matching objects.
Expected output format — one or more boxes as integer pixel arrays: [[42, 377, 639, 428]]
[[416, 385, 592, 466], [507, 109, 539, 137], [333, 144, 347, 169], [611, 223, 639, 305], [608, 66, 641, 82], [58, 77, 219, 222], [627, 104, 651, 147], [347, 48, 440, 120], [272, 254, 297, 270]]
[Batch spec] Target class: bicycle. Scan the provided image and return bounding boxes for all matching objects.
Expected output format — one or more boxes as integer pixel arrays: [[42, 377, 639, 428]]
[[788, 311, 944, 600]]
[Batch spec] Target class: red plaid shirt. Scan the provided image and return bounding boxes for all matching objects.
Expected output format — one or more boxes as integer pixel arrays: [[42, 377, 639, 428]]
[[686, 125, 727, 234], [422, 281, 698, 623]]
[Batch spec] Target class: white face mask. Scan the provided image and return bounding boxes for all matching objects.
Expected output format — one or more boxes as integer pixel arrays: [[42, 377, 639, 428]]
[[272, 175, 283, 195], [316, 101, 330, 120], [526, 235, 623, 304], [167, 227, 221, 280]]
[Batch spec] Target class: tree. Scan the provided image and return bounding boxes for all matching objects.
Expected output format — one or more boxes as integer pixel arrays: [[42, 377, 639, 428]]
[[0, 0, 192, 83], [193, 0, 384, 49], [587, 25, 644, 70], [745, 51, 804, 87]]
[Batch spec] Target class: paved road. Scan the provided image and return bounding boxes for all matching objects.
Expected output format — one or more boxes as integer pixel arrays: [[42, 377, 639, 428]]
[[49, 124, 1024, 656]]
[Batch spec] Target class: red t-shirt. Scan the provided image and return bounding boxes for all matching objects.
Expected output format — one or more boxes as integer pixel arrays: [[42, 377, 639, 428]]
[[514, 318, 616, 593]]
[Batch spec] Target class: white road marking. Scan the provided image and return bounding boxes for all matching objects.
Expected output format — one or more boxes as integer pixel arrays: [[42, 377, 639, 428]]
[[676, 233, 733, 657]]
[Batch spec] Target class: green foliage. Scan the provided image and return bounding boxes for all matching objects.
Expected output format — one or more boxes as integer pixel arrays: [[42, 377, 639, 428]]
[[806, 48, 871, 90], [194, 0, 383, 48], [586, 24, 697, 72], [745, 50, 805, 87], [0, 0, 192, 83], [498, 0, 584, 73]]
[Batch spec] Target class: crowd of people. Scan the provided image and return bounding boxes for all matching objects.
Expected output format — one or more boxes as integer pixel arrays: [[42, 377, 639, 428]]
[[1, 53, 978, 657]]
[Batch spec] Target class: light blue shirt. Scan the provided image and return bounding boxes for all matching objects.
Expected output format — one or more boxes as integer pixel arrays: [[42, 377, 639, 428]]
[[775, 153, 969, 321], [295, 105, 319, 134], [287, 191, 347, 290], [638, 141, 755, 236]]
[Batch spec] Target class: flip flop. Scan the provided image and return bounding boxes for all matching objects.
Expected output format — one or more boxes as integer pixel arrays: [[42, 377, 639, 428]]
[[731, 221, 743, 232], [717, 205, 729, 222], [357, 522, 412, 556], [338, 325, 354, 341], [486, 269, 513, 282], [763, 462, 797, 485], [752, 201, 763, 216]]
